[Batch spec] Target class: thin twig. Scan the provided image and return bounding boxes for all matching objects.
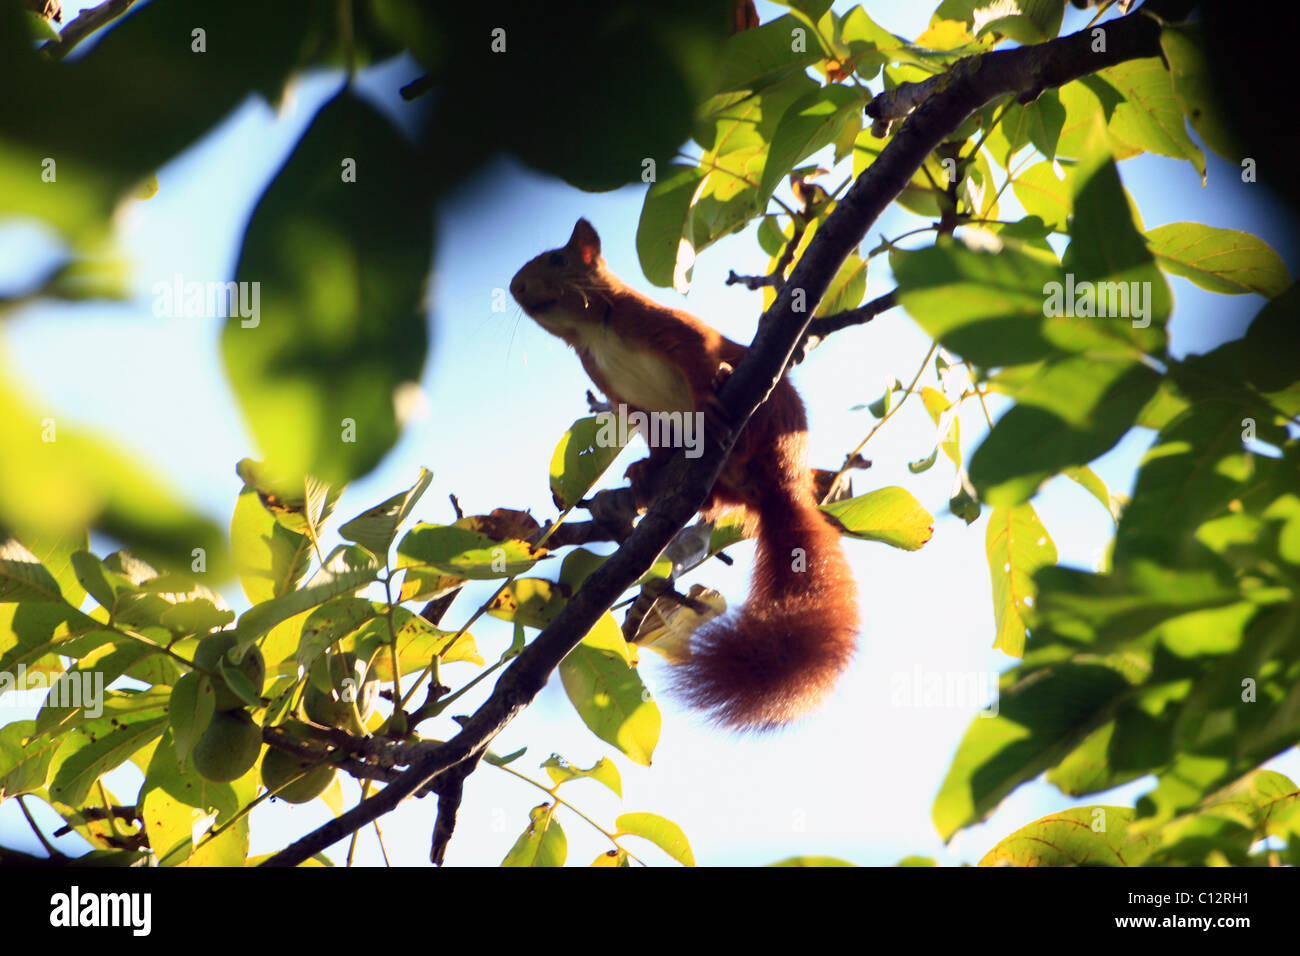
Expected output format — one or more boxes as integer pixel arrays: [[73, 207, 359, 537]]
[[795, 289, 899, 363], [17, 796, 63, 859], [831, 341, 940, 489]]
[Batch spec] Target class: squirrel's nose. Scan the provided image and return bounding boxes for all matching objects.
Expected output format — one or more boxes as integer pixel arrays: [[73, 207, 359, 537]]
[[509, 273, 525, 300]]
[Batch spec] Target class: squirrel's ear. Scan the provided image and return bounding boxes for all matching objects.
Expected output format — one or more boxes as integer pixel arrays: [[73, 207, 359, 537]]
[[569, 218, 601, 265]]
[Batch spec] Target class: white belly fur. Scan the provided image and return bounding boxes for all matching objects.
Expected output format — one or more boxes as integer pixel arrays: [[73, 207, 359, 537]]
[[542, 307, 693, 414], [584, 323, 692, 413]]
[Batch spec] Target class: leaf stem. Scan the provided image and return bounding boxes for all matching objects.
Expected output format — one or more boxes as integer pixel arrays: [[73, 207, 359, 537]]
[[493, 762, 647, 866]]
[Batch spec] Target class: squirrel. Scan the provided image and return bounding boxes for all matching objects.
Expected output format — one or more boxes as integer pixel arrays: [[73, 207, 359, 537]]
[[509, 219, 859, 731]]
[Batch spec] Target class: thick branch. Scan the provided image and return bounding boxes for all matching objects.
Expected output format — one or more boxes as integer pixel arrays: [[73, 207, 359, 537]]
[[260, 5, 1163, 868]]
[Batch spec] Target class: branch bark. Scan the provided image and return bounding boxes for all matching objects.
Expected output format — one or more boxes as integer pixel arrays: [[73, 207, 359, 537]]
[[260, 5, 1164, 868], [41, 0, 135, 60]]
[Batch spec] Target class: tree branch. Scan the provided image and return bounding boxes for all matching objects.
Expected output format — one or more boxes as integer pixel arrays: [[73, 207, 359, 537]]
[[259, 5, 1164, 868], [41, 0, 136, 60], [794, 289, 899, 363]]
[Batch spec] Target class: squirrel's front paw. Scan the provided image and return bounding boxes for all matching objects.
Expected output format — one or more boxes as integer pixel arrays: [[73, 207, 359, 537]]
[[702, 361, 738, 445], [624, 457, 661, 508]]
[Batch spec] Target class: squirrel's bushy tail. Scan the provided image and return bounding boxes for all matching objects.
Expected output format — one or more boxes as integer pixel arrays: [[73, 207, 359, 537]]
[[671, 484, 859, 731]]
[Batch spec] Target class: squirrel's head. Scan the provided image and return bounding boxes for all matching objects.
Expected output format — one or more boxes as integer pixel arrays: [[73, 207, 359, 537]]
[[510, 218, 606, 321]]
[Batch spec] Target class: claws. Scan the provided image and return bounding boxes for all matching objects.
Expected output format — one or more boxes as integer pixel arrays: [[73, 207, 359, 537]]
[[702, 361, 738, 447]]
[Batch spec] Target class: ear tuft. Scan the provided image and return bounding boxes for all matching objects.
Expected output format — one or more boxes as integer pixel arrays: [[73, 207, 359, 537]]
[[568, 218, 601, 265]]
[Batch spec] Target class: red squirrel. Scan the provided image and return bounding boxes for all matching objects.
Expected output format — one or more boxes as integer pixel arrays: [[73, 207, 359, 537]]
[[510, 219, 859, 730]]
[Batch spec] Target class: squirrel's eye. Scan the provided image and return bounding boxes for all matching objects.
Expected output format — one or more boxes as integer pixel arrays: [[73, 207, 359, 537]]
[[548, 252, 568, 268]]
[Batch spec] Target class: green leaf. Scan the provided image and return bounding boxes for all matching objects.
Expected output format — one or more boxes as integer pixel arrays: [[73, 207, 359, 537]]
[[713, 13, 824, 92], [484, 747, 528, 769], [979, 806, 1150, 866], [0, 0, 312, 243], [0, 377, 231, 577], [141, 732, 255, 866], [933, 663, 1132, 840], [559, 548, 609, 591], [892, 240, 1066, 367], [688, 73, 819, 276], [102, 552, 234, 635], [971, 357, 1160, 507], [0, 605, 92, 693], [986, 504, 1057, 657], [8, 529, 88, 609], [33, 650, 164, 738], [346, 606, 482, 678], [865, 377, 901, 418], [230, 488, 314, 605], [549, 416, 628, 510], [295, 597, 378, 674], [986, 91, 1065, 168], [233, 546, 381, 646], [852, 10, 976, 67], [1012, 160, 1073, 232], [1061, 158, 1173, 344], [909, 447, 939, 474], [769, 855, 858, 866], [1111, 391, 1258, 569], [234, 460, 344, 537], [502, 803, 567, 867], [338, 468, 433, 557], [397, 523, 546, 580], [0, 720, 61, 798], [1160, 24, 1239, 162], [0, 537, 65, 603], [975, 15, 1046, 45], [49, 712, 170, 807], [822, 487, 934, 550], [1063, 466, 1118, 525], [920, 386, 960, 466], [1047, 722, 1144, 797], [542, 755, 623, 797], [1242, 285, 1300, 418], [169, 673, 216, 762], [972, 0, 1065, 43], [142, 787, 202, 867], [1056, 76, 1138, 162], [1100, 58, 1205, 182], [559, 615, 660, 766], [637, 164, 706, 289], [616, 811, 695, 866], [1145, 223, 1291, 298], [950, 466, 982, 525], [815, 253, 867, 316], [487, 578, 568, 628], [222, 90, 433, 487], [759, 85, 863, 209]]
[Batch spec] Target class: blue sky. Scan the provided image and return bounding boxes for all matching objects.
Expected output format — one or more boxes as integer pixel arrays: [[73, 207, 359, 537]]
[[1, 0, 1296, 866]]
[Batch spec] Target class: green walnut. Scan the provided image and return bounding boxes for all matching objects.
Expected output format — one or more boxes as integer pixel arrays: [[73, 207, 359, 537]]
[[303, 652, 378, 735], [261, 745, 336, 804], [192, 709, 262, 783], [193, 633, 265, 711]]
